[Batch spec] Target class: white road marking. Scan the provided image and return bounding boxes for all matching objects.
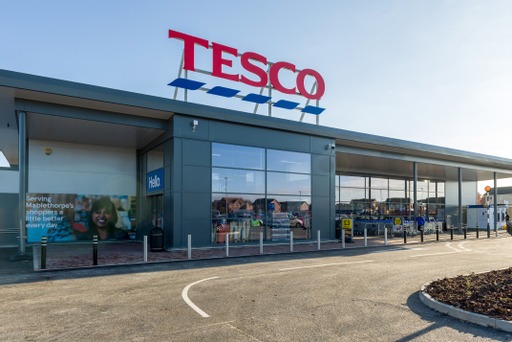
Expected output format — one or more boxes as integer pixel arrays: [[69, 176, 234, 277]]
[[278, 260, 374, 271], [182, 276, 220, 318], [457, 241, 472, 251], [409, 251, 463, 258]]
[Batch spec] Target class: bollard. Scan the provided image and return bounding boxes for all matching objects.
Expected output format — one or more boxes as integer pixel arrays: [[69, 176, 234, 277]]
[[290, 231, 294, 252], [450, 228, 453, 240], [41, 236, 47, 270], [436, 228, 439, 241], [188, 234, 192, 260], [487, 227, 490, 238], [463, 228, 467, 240], [420, 229, 424, 243], [384, 228, 388, 246], [143, 235, 148, 263], [317, 230, 321, 250], [403, 228, 407, 244], [364, 228, 368, 247], [93, 235, 98, 265], [225, 233, 229, 257], [259, 231, 263, 254], [341, 229, 345, 249], [476, 228, 479, 239]]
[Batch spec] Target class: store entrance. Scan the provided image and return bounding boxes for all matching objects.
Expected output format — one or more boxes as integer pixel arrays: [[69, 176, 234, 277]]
[[149, 195, 163, 229]]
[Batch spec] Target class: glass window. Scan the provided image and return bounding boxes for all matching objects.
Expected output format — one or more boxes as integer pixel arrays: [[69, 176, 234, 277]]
[[371, 177, 388, 189], [212, 144, 312, 244], [340, 175, 366, 188], [267, 150, 310, 173], [212, 143, 264, 170], [212, 168, 265, 194], [267, 172, 311, 196], [389, 179, 405, 191], [340, 188, 367, 203]]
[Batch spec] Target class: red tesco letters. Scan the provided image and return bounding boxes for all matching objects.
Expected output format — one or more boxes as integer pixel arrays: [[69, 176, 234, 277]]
[[169, 29, 325, 100]]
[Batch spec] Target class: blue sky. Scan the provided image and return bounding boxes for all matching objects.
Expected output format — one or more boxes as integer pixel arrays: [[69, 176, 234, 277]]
[[2, 1, 512, 158]]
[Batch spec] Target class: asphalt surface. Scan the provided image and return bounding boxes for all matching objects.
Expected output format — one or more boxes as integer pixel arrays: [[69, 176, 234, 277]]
[[2, 237, 512, 341]]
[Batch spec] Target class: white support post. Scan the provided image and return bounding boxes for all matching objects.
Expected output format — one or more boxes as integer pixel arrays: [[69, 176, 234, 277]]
[[364, 228, 368, 247], [317, 230, 321, 250], [290, 231, 294, 252], [384, 228, 388, 245], [143, 235, 148, 263], [225, 233, 229, 257], [341, 229, 345, 249], [260, 231, 264, 254], [187, 234, 192, 260]]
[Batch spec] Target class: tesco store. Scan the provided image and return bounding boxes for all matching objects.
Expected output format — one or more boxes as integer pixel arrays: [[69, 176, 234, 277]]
[[2, 30, 512, 256]]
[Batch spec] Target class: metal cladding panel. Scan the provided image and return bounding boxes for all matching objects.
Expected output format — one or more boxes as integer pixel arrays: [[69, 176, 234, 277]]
[[182, 165, 211, 195], [181, 193, 212, 245], [312, 195, 332, 238], [182, 139, 210, 167], [312, 154, 331, 176], [208, 120, 311, 152]]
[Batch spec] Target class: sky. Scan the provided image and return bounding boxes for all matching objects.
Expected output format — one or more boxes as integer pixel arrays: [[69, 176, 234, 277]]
[[1, 0, 512, 159]]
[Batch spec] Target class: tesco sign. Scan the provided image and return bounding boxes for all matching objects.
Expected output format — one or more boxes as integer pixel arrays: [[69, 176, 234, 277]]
[[168, 29, 325, 101]]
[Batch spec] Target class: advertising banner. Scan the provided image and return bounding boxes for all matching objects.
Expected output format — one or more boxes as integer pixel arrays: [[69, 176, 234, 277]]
[[26, 193, 136, 243]]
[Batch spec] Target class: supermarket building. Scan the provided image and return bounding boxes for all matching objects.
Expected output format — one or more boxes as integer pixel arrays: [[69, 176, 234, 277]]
[[1, 67, 512, 255]]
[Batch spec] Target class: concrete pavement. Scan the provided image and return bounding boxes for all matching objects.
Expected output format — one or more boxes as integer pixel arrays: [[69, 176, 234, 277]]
[[2, 237, 512, 341]]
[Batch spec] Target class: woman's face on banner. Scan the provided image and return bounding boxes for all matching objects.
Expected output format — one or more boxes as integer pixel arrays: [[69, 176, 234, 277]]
[[92, 208, 113, 228]]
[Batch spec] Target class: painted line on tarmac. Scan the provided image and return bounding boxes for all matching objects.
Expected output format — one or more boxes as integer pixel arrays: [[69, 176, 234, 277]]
[[409, 251, 464, 258], [445, 241, 472, 252], [278, 260, 374, 271], [182, 276, 220, 318], [366, 247, 425, 254]]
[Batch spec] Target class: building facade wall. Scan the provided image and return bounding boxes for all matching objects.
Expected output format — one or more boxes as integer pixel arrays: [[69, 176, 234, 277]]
[[167, 114, 335, 248]]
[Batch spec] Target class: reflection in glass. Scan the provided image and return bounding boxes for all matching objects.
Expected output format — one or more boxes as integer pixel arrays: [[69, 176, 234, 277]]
[[212, 168, 265, 194], [212, 143, 264, 170], [210, 194, 312, 243], [267, 150, 310, 173], [212, 144, 312, 244], [267, 173, 311, 196]]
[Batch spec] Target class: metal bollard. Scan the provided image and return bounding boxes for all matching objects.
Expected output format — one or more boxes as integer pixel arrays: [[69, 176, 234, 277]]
[[259, 231, 263, 254], [463, 228, 467, 240], [143, 235, 148, 262], [364, 228, 368, 247], [188, 234, 192, 260], [420, 228, 424, 243], [225, 233, 229, 257], [403, 229, 407, 244], [41, 236, 47, 270], [93, 235, 98, 265], [450, 228, 453, 240], [317, 230, 321, 250], [476, 228, 479, 239], [436, 228, 439, 241], [290, 231, 294, 252], [384, 228, 388, 246]]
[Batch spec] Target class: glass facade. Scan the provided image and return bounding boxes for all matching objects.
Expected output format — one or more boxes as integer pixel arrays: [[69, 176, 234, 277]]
[[212, 143, 312, 244], [336, 174, 445, 224]]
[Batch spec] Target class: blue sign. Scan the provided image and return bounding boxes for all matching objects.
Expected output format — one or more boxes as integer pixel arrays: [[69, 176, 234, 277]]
[[146, 168, 164, 193]]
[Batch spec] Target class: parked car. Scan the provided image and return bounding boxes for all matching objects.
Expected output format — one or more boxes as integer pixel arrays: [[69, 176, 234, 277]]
[[288, 214, 304, 228]]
